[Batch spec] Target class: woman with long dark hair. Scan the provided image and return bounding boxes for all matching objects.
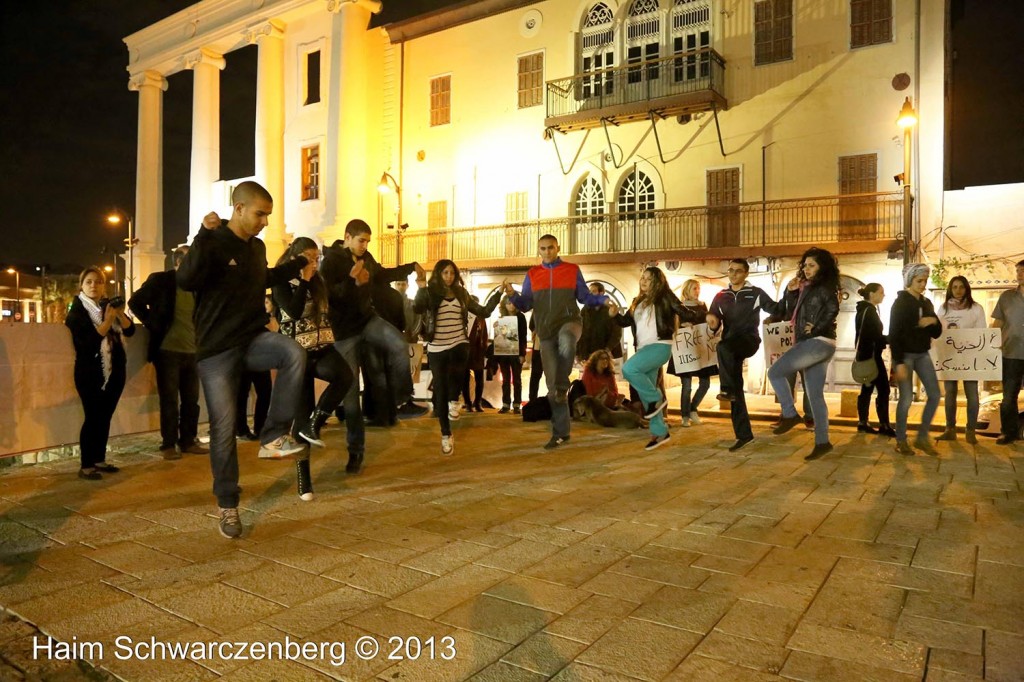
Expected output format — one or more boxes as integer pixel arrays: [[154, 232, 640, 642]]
[[936, 275, 986, 443], [65, 267, 135, 479], [854, 283, 895, 437], [582, 349, 624, 409], [272, 237, 353, 500], [414, 260, 503, 455], [615, 266, 701, 450], [768, 247, 841, 460]]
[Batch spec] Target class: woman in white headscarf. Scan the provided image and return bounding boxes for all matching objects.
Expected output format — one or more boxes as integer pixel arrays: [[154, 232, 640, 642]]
[[65, 266, 135, 479], [889, 263, 942, 456]]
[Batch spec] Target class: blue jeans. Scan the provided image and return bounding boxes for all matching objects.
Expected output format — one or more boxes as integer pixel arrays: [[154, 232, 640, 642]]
[[943, 380, 979, 430], [767, 338, 835, 445], [623, 344, 671, 437], [539, 322, 582, 440], [198, 332, 306, 508], [333, 315, 413, 455], [895, 351, 940, 442], [679, 374, 710, 415]]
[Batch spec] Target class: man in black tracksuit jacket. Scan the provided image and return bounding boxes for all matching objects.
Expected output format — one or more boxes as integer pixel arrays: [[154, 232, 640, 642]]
[[176, 181, 308, 539], [707, 258, 785, 451]]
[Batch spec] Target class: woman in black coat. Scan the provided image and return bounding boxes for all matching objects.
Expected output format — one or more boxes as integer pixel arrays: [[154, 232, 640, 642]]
[[65, 267, 135, 479], [854, 283, 894, 436]]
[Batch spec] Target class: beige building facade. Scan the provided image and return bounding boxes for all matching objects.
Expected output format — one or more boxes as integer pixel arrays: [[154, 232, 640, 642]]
[[124, 0, 1022, 388]]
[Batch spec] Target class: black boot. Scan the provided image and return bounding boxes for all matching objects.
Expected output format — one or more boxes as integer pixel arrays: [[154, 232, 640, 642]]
[[346, 451, 364, 474], [296, 458, 313, 501]]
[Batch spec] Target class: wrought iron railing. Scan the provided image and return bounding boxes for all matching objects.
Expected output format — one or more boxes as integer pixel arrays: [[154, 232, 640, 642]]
[[545, 48, 726, 122], [376, 192, 903, 267]]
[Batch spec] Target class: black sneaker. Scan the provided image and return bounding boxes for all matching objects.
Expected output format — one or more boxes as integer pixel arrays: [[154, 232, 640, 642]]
[[218, 507, 242, 539], [728, 436, 754, 452], [396, 402, 429, 420], [644, 399, 668, 419], [716, 392, 736, 402], [645, 433, 671, 451], [804, 442, 834, 461], [544, 435, 570, 450], [995, 435, 1017, 446], [773, 415, 803, 435], [498, 406, 511, 414], [512, 405, 521, 415]]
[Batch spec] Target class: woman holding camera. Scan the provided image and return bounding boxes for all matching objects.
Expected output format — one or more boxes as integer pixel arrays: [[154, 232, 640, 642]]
[[65, 267, 135, 480]]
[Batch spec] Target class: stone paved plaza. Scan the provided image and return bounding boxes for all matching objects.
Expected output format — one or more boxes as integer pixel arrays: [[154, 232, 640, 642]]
[[1, 410, 1022, 681]]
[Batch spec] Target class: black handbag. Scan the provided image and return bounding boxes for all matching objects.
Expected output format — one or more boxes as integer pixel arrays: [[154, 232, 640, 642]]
[[851, 308, 879, 385]]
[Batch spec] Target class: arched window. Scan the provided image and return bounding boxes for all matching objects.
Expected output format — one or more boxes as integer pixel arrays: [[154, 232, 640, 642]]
[[580, 3, 615, 98], [575, 176, 606, 221], [626, 0, 661, 83], [617, 170, 656, 219], [671, 0, 711, 82]]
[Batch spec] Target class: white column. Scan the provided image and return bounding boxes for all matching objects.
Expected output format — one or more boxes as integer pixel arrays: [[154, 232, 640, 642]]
[[322, 0, 381, 245], [248, 21, 287, 262], [185, 48, 227, 238], [128, 70, 168, 285]]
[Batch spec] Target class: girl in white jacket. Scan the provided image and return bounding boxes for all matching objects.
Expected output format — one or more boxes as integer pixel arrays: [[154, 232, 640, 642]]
[[937, 275, 987, 443]]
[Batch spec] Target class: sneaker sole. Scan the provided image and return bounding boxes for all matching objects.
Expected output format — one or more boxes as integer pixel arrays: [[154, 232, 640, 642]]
[[644, 402, 667, 419], [645, 437, 671, 451]]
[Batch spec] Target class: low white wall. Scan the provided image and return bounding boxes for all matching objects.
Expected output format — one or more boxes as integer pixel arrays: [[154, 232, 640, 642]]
[[0, 324, 206, 458]]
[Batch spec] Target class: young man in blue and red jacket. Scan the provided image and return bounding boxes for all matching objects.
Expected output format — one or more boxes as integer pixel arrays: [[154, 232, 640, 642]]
[[505, 234, 609, 449]]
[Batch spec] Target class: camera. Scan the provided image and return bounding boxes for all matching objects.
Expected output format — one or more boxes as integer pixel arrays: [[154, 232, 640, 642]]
[[101, 296, 126, 310]]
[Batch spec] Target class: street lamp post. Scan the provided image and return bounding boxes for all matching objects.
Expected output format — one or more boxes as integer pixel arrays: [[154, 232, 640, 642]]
[[896, 97, 917, 266], [377, 172, 408, 263], [107, 209, 136, 299], [104, 264, 116, 295], [5, 267, 19, 322]]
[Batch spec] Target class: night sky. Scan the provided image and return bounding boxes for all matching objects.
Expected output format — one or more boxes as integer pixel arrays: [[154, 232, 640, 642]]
[[1, 2, 1020, 276]]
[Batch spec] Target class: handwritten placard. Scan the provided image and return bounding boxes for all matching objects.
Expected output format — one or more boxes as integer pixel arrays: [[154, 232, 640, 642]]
[[763, 321, 795, 369], [671, 323, 719, 373], [492, 317, 520, 356], [930, 328, 1003, 381]]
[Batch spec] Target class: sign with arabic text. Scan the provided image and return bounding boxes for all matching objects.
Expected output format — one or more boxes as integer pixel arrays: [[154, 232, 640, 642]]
[[670, 323, 719, 373], [930, 328, 1003, 381]]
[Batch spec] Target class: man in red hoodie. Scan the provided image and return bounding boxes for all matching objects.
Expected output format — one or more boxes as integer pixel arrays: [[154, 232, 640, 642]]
[[505, 235, 609, 449]]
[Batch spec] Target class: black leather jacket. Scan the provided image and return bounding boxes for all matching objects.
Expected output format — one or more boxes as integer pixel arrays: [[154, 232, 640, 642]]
[[782, 283, 839, 342], [414, 285, 501, 343], [613, 290, 702, 343]]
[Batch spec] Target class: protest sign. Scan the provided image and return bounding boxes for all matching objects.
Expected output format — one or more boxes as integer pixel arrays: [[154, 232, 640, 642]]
[[931, 328, 1003, 381], [763, 321, 795, 369], [670, 323, 719, 373], [492, 317, 520, 356]]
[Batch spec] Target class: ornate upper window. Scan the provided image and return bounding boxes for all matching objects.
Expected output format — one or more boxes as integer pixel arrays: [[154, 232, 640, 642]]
[[583, 3, 614, 28], [575, 177, 606, 217], [629, 0, 659, 17], [617, 170, 656, 219]]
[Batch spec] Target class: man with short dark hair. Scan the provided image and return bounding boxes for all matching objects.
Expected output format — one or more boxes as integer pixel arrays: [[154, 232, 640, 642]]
[[505, 234, 608, 449], [706, 258, 784, 452], [177, 181, 309, 539], [320, 219, 428, 473], [129, 245, 206, 460], [992, 258, 1024, 445]]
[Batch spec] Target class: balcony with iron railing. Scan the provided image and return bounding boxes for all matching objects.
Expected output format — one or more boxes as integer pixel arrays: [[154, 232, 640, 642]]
[[545, 48, 728, 132], [376, 192, 904, 268]]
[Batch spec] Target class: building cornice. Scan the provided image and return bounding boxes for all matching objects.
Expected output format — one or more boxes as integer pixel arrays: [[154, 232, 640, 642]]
[[381, 0, 540, 43], [122, 0, 318, 80]]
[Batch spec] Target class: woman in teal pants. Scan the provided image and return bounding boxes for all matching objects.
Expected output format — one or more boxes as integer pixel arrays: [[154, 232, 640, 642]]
[[615, 266, 701, 450]]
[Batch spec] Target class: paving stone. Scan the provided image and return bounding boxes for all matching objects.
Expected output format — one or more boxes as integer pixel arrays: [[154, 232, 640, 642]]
[[903, 592, 1024, 634], [321, 555, 435, 598], [831, 557, 975, 598], [698, 573, 818, 611], [652, 529, 773, 563], [663, 654, 782, 681], [985, 629, 1024, 682], [713, 599, 802, 646], [148, 582, 283, 635], [499, 631, 588, 676], [400, 539, 495, 575], [386, 564, 509, 619], [974, 560, 1024, 606], [261, 585, 383, 638], [473, 539, 561, 573], [372, 627, 511, 681], [606, 553, 709, 588], [437, 593, 554, 644], [894, 614, 983, 655], [786, 622, 926, 675], [780, 650, 921, 682], [630, 585, 733, 634], [484, 575, 589, 615], [549, 661, 643, 681], [690, 630, 787, 673], [575, 617, 701, 680], [927, 648, 984, 677], [469, 660, 548, 681], [522, 543, 628, 588], [911, 538, 978, 575], [542, 595, 638, 645]]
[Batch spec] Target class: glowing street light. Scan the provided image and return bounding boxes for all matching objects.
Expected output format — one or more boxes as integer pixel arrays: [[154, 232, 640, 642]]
[[377, 171, 409, 262], [106, 209, 136, 298], [896, 97, 917, 266], [5, 267, 20, 322]]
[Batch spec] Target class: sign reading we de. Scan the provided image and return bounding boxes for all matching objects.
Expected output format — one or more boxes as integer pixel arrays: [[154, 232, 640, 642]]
[[930, 328, 1003, 381], [763, 321, 795, 369]]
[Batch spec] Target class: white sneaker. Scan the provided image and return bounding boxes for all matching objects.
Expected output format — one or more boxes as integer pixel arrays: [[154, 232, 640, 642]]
[[258, 435, 306, 459], [689, 411, 702, 425], [681, 416, 691, 428], [441, 434, 454, 456], [448, 402, 461, 421]]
